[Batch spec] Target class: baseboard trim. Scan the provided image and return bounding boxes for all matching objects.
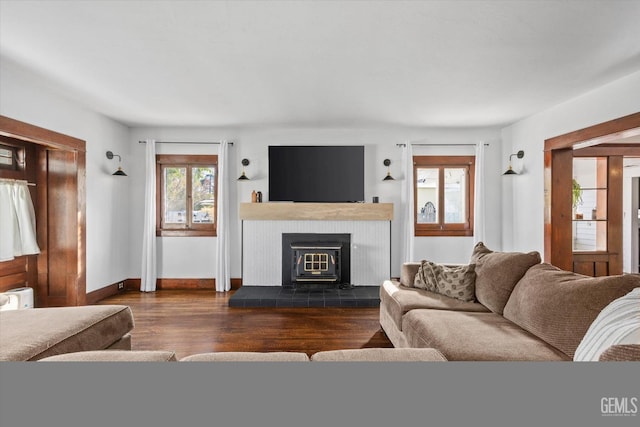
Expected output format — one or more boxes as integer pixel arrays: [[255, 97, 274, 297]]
[[86, 282, 125, 304], [89, 278, 242, 303], [124, 278, 242, 291]]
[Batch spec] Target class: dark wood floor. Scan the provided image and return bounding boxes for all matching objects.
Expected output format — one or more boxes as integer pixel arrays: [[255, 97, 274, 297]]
[[99, 289, 392, 360]]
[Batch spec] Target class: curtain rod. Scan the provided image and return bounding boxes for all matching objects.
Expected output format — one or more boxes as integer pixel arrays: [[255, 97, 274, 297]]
[[396, 143, 489, 147], [0, 178, 36, 186], [138, 140, 233, 145]]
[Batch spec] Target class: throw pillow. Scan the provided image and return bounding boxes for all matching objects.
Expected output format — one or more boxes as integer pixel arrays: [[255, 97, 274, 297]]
[[573, 287, 640, 362], [414, 260, 476, 302], [470, 241, 541, 314]]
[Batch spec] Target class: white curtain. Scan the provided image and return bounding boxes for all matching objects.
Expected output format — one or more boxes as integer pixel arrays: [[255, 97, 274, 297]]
[[401, 143, 415, 263], [215, 140, 231, 292], [141, 139, 157, 292], [0, 180, 40, 262], [474, 142, 486, 244]]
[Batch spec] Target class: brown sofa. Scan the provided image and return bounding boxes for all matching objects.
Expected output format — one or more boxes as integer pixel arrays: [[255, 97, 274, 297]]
[[380, 243, 640, 361]]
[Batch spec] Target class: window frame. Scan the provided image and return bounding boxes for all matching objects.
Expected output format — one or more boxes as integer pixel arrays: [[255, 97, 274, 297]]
[[413, 155, 475, 237], [0, 142, 23, 172], [156, 154, 218, 237]]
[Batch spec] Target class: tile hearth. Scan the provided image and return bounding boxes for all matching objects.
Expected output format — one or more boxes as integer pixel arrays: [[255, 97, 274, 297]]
[[228, 285, 380, 308]]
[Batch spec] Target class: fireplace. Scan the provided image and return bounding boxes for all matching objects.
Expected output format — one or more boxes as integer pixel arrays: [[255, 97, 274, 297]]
[[282, 233, 351, 288]]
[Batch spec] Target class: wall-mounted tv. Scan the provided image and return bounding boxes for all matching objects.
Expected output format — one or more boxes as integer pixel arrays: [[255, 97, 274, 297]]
[[268, 145, 365, 202]]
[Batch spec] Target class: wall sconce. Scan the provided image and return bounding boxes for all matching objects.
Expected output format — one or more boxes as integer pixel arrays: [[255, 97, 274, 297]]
[[106, 151, 127, 176], [383, 159, 395, 181], [503, 150, 525, 175], [238, 158, 250, 180]]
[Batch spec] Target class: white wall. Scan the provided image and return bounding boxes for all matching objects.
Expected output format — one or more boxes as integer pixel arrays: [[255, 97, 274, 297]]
[[0, 58, 132, 292], [501, 70, 640, 254], [129, 126, 503, 280]]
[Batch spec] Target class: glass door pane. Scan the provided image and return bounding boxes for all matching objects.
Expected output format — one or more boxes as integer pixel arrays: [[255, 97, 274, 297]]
[[572, 157, 607, 251]]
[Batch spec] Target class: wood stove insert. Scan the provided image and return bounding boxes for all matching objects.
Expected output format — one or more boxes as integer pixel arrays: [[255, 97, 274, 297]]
[[282, 233, 350, 289]]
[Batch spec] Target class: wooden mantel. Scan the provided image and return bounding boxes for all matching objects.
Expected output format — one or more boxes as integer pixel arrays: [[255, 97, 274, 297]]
[[239, 202, 393, 221]]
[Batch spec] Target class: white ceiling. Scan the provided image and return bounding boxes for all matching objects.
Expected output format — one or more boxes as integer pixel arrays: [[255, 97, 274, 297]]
[[1, 0, 640, 128]]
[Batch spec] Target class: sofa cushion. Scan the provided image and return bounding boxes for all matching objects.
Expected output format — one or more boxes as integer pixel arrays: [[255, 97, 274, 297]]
[[470, 242, 540, 314], [39, 350, 177, 362], [503, 263, 640, 359], [402, 309, 570, 361], [311, 348, 447, 362], [414, 260, 476, 302], [180, 352, 310, 362], [573, 287, 640, 361], [0, 305, 134, 361], [380, 280, 490, 331]]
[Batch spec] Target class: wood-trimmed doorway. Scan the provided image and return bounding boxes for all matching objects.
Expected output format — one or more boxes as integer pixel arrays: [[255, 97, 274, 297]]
[[0, 115, 86, 307], [544, 112, 640, 276]]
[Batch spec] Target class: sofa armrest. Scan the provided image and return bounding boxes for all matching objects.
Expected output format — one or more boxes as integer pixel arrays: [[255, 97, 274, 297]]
[[598, 344, 640, 361], [400, 262, 421, 287]]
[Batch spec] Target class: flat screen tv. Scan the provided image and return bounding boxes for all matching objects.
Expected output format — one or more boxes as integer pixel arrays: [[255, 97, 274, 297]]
[[268, 145, 365, 202]]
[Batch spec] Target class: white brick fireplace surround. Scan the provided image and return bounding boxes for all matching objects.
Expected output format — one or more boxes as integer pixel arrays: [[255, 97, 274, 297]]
[[240, 203, 393, 286]]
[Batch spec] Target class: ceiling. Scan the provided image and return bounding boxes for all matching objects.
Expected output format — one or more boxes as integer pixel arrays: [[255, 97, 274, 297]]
[[1, 0, 640, 128]]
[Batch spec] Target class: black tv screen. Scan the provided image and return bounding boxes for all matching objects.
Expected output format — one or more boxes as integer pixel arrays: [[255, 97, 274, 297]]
[[268, 145, 365, 202]]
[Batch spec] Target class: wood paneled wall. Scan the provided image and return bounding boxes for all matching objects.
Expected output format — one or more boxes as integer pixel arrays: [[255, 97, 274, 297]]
[[0, 115, 86, 307]]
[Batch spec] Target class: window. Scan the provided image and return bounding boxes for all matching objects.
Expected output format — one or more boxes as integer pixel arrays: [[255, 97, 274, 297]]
[[0, 144, 21, 171], [414, 155, 475, 236], [156, 154, 218, 237]]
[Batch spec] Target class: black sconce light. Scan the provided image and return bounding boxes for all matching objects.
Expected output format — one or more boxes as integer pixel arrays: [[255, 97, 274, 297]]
[[106, 151, 127, 176], [383, 159, 395, 181], [238, 159, 250, 180], [503, 150, 525, 175]]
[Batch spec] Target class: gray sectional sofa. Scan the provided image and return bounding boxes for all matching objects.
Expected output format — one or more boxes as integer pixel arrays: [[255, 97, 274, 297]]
[[380, 242, 640, 361]]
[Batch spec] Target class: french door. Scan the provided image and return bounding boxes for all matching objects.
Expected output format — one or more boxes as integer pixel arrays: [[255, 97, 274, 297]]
[[544, 112, 640, 276]]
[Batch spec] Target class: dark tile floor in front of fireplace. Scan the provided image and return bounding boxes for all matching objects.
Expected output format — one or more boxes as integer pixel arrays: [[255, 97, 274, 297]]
[[228, 285, 380, 308]]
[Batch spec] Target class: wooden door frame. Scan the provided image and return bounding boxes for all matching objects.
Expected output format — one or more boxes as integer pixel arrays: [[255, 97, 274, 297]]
[[544, 112, 640, 273], [0, 115, 86, 306]]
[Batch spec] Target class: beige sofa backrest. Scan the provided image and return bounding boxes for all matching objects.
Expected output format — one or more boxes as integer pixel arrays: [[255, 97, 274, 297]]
[[470, 242, 541, 315], [503, 263, 640, 358]]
